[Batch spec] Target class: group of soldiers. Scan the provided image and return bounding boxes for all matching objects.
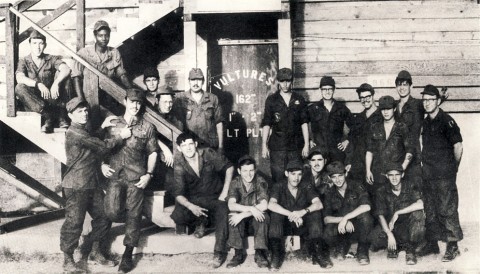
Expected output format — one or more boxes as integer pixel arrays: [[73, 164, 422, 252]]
[[14, 20, 463, 273]]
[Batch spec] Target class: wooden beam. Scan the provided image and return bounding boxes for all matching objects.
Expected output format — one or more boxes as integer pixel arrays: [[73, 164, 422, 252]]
[[14, 0, 41, 12], [184, 21, 197, 89], [0, 209, 64, 234], [186, 0, 282, 14], [5, 5, 17, 117], [76, 0, 85, 51], [278, 19, 292, 69], [18, 0, 76, 43], [0, 159, 65, 207]]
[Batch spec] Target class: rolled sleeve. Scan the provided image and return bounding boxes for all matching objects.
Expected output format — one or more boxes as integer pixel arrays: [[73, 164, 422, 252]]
[[323, 192, 333, 217], [445, 117, 463, 145], [374, 189, 387, 217], [255, 177, 269, 203], [400, 123, 415, 155], [71, 48, 87, 78], [16, 58, 28, 75], [270, 183, 281, 202], [52, 55, 66, 71], [299, 97, 309, 125], [113, 49, 127, 77], [172, 164, 186, 197], [208, 148, 233, 172], [145, 125, 160, 156], [226, 177, 241, 202], [357, 186, 371, 206]]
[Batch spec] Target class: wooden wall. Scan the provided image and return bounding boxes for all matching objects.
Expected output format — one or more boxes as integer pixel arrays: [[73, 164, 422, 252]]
[[291, 0, 480, 113]]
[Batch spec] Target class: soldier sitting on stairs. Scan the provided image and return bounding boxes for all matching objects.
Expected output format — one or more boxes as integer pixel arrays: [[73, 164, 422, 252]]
[[15, 30, 72, 133]]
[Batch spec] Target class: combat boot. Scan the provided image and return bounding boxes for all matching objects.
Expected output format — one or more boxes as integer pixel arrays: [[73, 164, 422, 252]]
[[89, 241, 116, 266], [226, 249, 245, 268], [442, 242, 460, 262], [270, 238, 284, 272], [211, 251, 227, 269], [254, 249, 269, 268], [118, 246, 134, 273], [63, 252, 77, 272], [416, 240, 440, 257], [313, 241, 333, 269]]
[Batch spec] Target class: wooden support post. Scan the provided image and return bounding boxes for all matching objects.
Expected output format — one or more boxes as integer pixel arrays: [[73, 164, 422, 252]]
[[76, 0, 85, 51], [278, 19, 292, 69], [84, 70, 100, 127], [5, 5, 17, 117], [184, 20, 197, 89]]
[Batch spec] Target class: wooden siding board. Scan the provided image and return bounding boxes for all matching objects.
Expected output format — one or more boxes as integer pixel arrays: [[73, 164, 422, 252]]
[[294, 2, 480, 21], [295, 18, 480, 35], [295, 60, 480, 77]]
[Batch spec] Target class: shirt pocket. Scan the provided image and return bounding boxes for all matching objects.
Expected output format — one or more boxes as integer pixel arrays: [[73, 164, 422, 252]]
[[204, 107, 214, 120], [131, 128, 148, 150]]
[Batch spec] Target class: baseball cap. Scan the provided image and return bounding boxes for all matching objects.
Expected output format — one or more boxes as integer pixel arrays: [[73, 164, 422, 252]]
[[94, 20, 110, 32], [66, 97, 88, 113], [188, 68, 204, 80], [378, 95, 396, 110], [356, 83, 375, 95], [286, 160, 303, 172], [384, 162, 404, 173], [126, 88, 145, 102], [320, 76, 335, 88], [395, 70, 412, 85], [237, 155, 256, 167], [143, 67, 160, 80], [29, 30, 46, 41], [326, 161, 345, 176], [421, 84, 440, 98], [308, 146, 328, 160], [277, 68, 293, 81]]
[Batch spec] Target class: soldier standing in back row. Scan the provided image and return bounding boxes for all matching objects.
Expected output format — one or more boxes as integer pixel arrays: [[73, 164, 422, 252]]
[[417, 84, 463, 262], [261, 68, 309, 186]]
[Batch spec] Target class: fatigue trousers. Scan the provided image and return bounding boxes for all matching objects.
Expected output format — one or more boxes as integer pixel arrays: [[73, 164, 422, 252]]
[[269, 211, 323, 240], [323, 212, 373, 248], [60, 188, 111, 254], [170, 197, 229, 253], [423, 176, 463, 242], [269, 150, 303, 186], [228, 215, 269, 250], [15, 83, 68, 121], [104, 178, 144, 247], [369, 211, 425, 251]]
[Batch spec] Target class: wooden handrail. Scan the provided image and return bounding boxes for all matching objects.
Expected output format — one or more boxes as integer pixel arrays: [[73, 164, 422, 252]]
[[8, 6, 182, 142]]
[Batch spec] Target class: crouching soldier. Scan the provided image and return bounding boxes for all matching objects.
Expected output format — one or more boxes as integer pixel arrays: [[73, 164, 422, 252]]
[[60, 97, 131, 272], [225, 155, 269, 269], [368, 163, 425, 265], [323, 161, 373, 265], [171, 132, 234, 268], [268, 160, 332, 271]]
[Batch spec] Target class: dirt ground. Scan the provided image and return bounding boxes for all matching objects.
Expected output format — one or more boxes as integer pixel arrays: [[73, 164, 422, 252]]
[[0, 223, 479, 273]]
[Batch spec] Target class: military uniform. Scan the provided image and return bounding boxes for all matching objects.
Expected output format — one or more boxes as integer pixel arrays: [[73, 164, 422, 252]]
[[308, 99, 352, 163], [269, 180, 323, 240], [60, 121, 123, 255], [170, 148, 231, 253], [323, 182, 373, 253], [261, 91, 309, 184], [301, 167, 332, 200], [366, 121, 414, 193], [226, 174, 269, 251], [103, 115, 159, 247], [421, 109, 463, 243], [347, 109, 382, 182], [175, 91, 223, 148], [368, 181, 425, 252]]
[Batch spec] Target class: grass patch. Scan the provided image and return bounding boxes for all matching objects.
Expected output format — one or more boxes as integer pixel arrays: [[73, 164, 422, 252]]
[[0, 247, 50, 263]]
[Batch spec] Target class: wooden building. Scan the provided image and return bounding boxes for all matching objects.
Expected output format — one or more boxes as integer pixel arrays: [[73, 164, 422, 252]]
[[0, 0, 479, 229]]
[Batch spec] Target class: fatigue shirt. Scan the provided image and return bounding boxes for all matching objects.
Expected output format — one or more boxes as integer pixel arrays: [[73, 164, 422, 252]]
[[173, 148, 233, 200], [175, 90, 224, 148], [395, 96, 425, 165], [366, 121, 414, 174], [375, 181, 421, 221], [324, 182, 371, 217], [159, 111, 184, 132], [16, 54, 65, 88], [308, 99, 352, 151], [270, 179, 318, 211], [261, 92, 309, 151], [226, 174, 269, 206], [63, 123, 122, 189], [421, 109, 462, 180], [104, 115, 159, 181], [347, 108, 383, 167], [71, 46, 127, 79], [301, 167, 332, 198]]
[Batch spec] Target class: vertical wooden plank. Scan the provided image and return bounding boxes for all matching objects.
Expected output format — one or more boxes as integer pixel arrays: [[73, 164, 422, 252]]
[[278, 19, 292, 69], [184, 21, 197, 89], [84, 70, 100, 127], [76, 0, 85, 51], [5, 6, 17, 117], [197, 34, 208, 91]]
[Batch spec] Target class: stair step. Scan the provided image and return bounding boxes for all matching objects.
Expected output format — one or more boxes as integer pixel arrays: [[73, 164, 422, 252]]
[[0, 111, 67, 164]]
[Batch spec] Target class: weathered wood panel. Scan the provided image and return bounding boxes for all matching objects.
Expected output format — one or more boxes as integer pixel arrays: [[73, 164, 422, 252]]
[[343, 101, 480, 114], [295, 2, 480, 21]]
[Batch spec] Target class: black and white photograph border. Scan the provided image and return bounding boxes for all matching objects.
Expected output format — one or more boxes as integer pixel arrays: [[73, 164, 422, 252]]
[[0, 0, 479, 273]]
